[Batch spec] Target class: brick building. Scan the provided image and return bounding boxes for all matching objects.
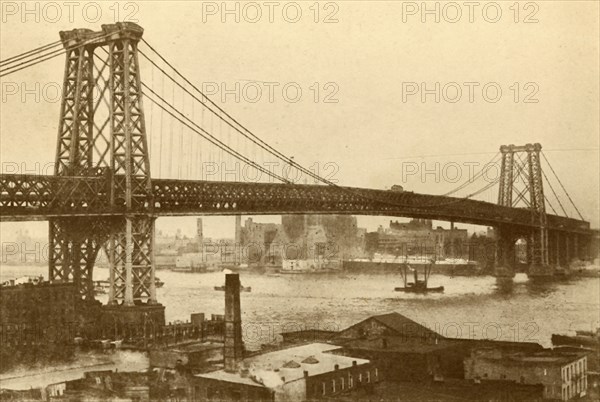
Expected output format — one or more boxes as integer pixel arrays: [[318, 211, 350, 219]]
[[0, 279, 76, 347], [282, 312, 545, 383], [192, 343, 379, 401], [464, 347, 588, 400], [0, 279, 77, 372]]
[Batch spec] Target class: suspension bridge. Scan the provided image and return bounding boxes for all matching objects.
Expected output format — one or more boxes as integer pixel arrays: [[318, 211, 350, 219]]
[[0, 22, 593, 326]]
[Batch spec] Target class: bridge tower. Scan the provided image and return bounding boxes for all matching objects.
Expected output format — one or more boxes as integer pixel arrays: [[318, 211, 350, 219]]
[[496, 143, 550, 276], [50, 23, 164, 329]]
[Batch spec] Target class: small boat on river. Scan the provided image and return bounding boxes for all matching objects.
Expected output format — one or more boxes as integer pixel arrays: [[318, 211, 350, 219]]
[[394, 262, 445, 294]]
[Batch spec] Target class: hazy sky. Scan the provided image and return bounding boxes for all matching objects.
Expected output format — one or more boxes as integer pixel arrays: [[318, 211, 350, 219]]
[[1, 1, 598, 240]]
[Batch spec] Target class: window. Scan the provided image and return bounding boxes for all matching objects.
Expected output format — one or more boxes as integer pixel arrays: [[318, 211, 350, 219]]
[[332, 379, 336, 393], [349, 374, 353, 388], [341, 377, 345, 390], [375, 368, 379, 380], [366, 371, 371, 383], [358, 373, 362, 383], [322, 382, 326, 395]]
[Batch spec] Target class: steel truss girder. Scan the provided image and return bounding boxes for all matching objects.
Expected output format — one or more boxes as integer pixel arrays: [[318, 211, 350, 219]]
[[0, 174, 592, 235]]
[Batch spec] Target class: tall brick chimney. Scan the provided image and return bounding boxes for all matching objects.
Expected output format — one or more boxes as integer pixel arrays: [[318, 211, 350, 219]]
[[224, 273, 243, 372], [196, 218, 203, 248], [234, 215, 242, 264]]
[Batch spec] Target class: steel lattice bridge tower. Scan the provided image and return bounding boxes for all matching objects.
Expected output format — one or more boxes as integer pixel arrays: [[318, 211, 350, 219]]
[[51, 22, 162, 324], [497, 144, 548, 275], [0, 23, 594, 326]]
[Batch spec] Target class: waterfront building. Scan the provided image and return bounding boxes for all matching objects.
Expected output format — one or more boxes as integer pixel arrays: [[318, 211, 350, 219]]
[[237, 215, 365, 266], [464, 347, 588, 400], [189, 273, 380, 400], [281, 312, 545, 383], [175, 252, 207, 272], [0, 279, 76, 347], [44, 370, 154, 401], [240, 217, 289, 264], [0, 279, 77, 372], [366, 219, 469, 259], [192, 343, 378, 401], [155, 251, 178, 269]]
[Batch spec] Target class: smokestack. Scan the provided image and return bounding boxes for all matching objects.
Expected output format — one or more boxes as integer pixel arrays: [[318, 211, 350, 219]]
[[224, 273, 243, 372], [235, 216, 242, 244], [197, 218, 203, 247], [235, 216, 242, 264]]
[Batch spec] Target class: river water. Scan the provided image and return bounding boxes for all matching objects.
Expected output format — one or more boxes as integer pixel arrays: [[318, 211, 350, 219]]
[[2, 265, 599, 351]]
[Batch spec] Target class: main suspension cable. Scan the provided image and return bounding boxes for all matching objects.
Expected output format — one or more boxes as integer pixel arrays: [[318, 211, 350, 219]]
[[142, 83, 292, 184], [541, 151, 584, 220], [139, 39, 335, 186], [0, 33, 112, 78], [0, 39, 62, 67], [442, 152, 500, 196], [541, 168, 568, 217]]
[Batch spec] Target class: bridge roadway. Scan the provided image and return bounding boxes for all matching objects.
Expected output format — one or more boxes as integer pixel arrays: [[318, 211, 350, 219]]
[[0, 173, 590, 234]]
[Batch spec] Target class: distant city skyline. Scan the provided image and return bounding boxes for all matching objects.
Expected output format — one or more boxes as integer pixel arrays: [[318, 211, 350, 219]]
[[0, 215, 487, 244]]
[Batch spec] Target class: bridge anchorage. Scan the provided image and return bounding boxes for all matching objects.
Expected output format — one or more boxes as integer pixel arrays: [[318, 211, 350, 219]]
[[0, 21, 595, 331]]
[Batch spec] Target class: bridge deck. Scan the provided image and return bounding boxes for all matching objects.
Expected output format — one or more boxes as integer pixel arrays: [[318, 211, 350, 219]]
[[0, 174, 590, 234]]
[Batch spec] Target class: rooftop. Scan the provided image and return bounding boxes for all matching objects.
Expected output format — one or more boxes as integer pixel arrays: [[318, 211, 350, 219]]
[[341, 336, 454, 354], [508, 352, 586, 366], [170, 342, 222, 353], [196, 343, 369, 388], [472, 348, 587, 366], [374, 312, 440, 338], [340, 312, 442, 340]]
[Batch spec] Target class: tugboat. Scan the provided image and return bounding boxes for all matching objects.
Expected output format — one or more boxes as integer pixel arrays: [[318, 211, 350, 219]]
[[394, 262, 444, 293]]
